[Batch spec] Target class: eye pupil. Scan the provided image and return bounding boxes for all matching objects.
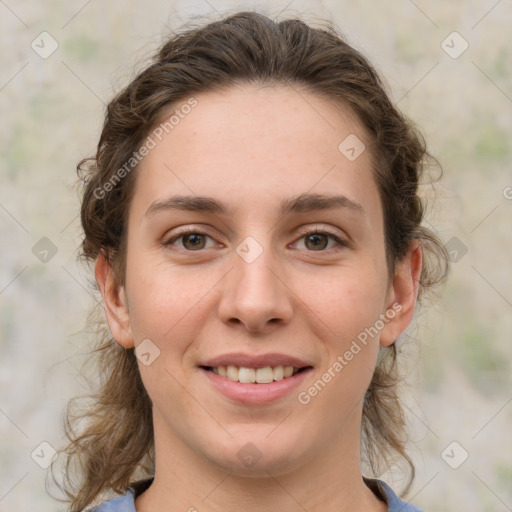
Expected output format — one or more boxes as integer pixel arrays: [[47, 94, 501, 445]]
[[306, 233, 328, 250], [184, 234, 205, 250]]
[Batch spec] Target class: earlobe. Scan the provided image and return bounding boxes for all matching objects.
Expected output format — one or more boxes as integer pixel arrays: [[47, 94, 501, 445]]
[[380, 240, 423, 347], [94, 252, 134, 349]]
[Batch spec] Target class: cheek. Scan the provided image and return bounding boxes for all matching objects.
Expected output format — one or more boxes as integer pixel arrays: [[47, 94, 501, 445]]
[[124, 252, 218, 352], [304, 267, 387, 339], [298, 275, 384, 421], [302, 268, 386, 390]]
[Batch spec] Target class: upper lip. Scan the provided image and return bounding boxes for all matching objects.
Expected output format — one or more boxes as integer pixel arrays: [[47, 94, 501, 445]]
[[200, 352, 312, 369]]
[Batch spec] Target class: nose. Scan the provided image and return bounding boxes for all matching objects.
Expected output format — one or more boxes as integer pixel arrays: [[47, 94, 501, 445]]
[[217, 239, 293, 334]]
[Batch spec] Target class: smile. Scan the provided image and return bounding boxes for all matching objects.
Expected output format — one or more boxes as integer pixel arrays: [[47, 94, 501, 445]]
[[200, 365, 313, 405], [202, 365, 307, 384]]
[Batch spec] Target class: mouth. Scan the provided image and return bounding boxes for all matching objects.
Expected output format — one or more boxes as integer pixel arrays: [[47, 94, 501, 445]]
[[199, 359, 314, 405], [198, 352, 314, 404], [199, 364, 312, 384]]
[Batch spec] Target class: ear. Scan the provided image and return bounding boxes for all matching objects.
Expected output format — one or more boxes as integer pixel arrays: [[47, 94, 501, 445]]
[[94, 252, 134, 349], [380, 240, 422, 347]]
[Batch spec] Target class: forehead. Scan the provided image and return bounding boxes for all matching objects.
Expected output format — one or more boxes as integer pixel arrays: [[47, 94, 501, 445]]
[[131, 84, 382, 226]]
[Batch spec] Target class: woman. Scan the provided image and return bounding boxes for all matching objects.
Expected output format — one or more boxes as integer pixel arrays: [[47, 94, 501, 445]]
[[53, 10, 449, 512]]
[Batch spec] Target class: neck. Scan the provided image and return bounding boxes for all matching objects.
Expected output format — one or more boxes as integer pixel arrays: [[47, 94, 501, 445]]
[[135, 408, 387, 512]]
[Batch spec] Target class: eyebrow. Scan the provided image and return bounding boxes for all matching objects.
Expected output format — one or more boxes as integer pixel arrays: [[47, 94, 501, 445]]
[[144, 192, 367, 218]]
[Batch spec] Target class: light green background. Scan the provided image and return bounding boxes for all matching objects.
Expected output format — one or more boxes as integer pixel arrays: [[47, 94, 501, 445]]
[[1, 1, 511, 510]]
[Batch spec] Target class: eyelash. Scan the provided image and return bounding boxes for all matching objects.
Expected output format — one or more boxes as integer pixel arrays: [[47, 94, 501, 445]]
[[163, 227, 349, 253]]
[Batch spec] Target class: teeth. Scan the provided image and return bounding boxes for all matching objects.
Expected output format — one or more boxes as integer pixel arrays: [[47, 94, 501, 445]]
[[238, 367, 256, 383], [283, 366, 294, 378], [226, 365, 238, 381], [211, 365, 300, 383], [273, 365, 284, 381], [256, 367, 274, 383]]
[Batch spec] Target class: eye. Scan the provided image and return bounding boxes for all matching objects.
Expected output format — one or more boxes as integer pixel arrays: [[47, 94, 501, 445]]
[[163, 227, 349, 253], [293, 228, 348, 252], [164, 230, 217, 251]]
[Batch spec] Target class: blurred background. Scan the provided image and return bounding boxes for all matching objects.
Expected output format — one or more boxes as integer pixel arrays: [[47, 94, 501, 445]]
[[1, 0, 511, 510]]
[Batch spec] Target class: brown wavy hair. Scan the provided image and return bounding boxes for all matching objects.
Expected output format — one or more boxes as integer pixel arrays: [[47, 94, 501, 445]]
[[50, 10, 449, 511]]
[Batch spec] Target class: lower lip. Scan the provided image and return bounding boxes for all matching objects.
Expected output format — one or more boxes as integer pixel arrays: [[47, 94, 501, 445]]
[[200, 367, 312, 405]]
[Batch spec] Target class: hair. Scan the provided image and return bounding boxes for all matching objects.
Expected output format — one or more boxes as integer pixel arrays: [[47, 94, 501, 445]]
[[51, 10, 449, 511]]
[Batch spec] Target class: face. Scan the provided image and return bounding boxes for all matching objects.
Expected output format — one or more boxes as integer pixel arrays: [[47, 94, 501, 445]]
[[97, 84, 421, 477]]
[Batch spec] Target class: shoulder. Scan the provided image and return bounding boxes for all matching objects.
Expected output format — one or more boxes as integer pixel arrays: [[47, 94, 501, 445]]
[[89, 492, 134, 512], [364, 477, 425, 512], [89, 478, 153, 512]]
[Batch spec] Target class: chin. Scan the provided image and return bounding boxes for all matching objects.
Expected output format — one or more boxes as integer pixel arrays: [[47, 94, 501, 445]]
[[201, 429, 307, 476]]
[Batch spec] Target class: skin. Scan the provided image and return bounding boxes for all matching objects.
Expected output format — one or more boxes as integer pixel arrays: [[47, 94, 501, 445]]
[[95, 84, 422, 512]]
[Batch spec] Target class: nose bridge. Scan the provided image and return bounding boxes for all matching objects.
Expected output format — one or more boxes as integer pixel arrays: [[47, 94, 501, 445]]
[[217, 233, 293, 331]]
